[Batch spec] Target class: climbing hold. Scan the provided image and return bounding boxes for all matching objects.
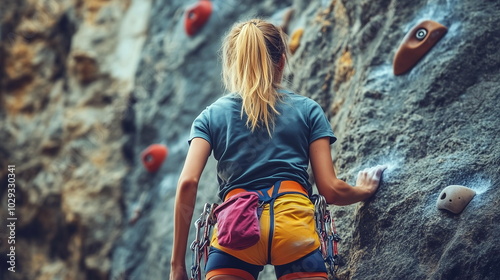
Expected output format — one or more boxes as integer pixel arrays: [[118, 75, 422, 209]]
[[184, 0, 212, 36], [141, 144, 168, 173], [437, 185, 476, 214], [289, 28, 304, 55], [393, 20, 448, 75]]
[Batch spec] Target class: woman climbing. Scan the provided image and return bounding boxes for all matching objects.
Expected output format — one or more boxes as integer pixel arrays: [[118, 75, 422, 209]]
[[170, 19, 386, 280]]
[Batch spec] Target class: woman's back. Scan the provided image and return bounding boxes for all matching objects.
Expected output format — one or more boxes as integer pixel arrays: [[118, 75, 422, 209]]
[[190, 90, 336, 199]]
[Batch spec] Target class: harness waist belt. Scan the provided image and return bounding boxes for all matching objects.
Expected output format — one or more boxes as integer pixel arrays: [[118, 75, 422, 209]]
[[224, 180, 307, 202]]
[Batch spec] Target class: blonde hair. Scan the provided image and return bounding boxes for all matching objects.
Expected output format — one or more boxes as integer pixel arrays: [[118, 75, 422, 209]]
[[222, 19, 288, 136]]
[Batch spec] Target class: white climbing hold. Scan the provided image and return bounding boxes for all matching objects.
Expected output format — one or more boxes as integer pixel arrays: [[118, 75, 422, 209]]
[[437, 185, 476, 214]]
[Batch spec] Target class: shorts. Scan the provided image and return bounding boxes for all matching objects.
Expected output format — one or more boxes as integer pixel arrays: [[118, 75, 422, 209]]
[[205, 181, 328, 280], [205, 247, 327, 280]]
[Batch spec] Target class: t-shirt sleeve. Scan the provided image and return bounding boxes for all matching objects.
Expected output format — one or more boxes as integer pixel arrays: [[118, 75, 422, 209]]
[[309, 101, 337, 144], [189, 108, 212, 146]]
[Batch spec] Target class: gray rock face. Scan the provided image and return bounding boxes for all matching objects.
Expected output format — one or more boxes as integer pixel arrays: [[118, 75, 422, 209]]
[[1, 0, 499, 279]]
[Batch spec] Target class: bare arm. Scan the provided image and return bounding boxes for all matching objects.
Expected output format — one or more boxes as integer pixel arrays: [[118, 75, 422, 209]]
[[309, 137, 386, 205], [170, 138, 211, 280]]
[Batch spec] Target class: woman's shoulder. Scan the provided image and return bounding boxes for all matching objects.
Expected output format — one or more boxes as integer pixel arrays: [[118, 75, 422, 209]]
[[280, 89, 318, 107], [201, 93, 241, 116], [208, 93, 240, 107]]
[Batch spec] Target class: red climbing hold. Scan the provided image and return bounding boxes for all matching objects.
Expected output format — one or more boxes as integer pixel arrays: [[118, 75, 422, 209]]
[[184, 0, 213, 36], [393, 20, 448, 75], [141, 144, 168, 173]]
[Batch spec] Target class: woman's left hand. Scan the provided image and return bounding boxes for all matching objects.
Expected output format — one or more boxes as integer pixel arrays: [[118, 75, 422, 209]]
[[169, 265, 189, 280]]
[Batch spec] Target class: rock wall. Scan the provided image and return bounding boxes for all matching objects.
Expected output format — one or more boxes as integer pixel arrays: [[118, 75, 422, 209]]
[[1, 0, 499, 280], [1, 0, 150, 279]]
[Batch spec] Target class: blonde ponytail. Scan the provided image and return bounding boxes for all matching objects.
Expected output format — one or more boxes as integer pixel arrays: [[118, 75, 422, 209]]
[[222, 19, 288, 136]]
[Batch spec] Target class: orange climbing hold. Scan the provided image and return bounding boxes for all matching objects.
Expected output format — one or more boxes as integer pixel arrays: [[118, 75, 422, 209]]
[[141, 144, 168, 173], [184, 0, 213, 36], [393, 20, 448, 75], [289, 28, 304, 55]]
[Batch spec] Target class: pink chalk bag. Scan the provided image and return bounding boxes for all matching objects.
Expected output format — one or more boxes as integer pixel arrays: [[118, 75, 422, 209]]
[[214, 180, 310, 250], [214, 191, 261, 250]]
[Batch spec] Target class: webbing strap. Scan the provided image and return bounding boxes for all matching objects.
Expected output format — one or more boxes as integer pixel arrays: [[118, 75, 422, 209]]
[[225, 180, 308, 202]]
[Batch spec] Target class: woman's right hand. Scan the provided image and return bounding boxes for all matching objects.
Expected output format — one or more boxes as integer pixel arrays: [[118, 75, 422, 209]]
[[355, 165, 387, 195]]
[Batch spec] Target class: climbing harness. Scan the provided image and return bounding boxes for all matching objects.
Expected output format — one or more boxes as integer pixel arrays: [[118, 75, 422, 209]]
[[189, 193, 342, 280], [190, 203, 218, 280], [312, 194, 343, 279]]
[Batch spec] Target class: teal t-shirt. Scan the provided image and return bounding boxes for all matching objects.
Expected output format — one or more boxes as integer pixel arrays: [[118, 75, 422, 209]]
[[189, 90, 336, 200]]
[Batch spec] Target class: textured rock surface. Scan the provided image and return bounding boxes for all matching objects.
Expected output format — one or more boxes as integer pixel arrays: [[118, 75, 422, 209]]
[[1, 0, 150, 279], [1, 0, 499, 279]]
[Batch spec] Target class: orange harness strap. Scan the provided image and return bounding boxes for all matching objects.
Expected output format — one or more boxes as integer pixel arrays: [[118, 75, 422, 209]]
[[224, 180, 307, 202]]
